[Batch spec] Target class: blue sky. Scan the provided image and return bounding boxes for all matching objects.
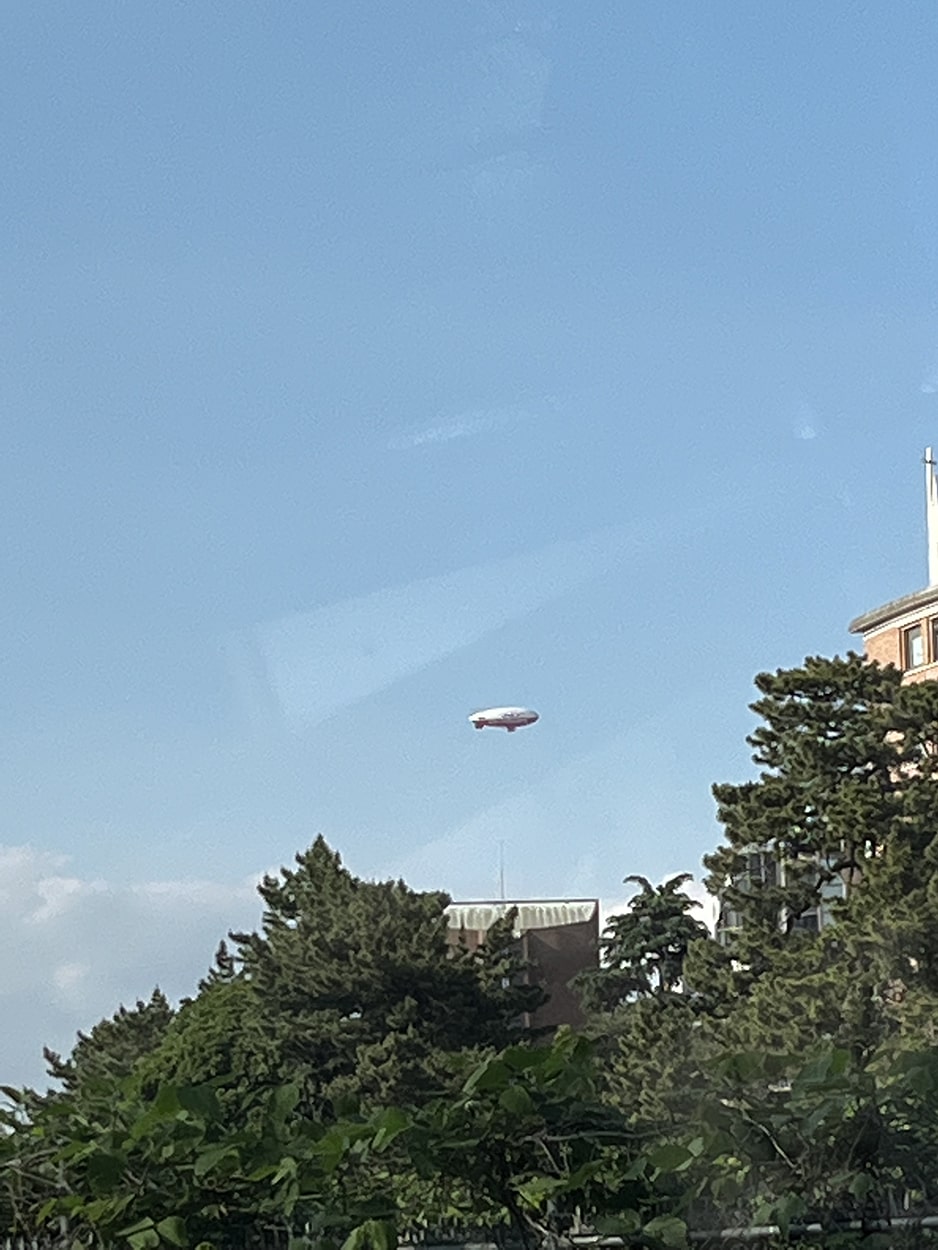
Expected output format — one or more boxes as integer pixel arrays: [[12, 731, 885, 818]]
[[4, 1, 938, 1085]]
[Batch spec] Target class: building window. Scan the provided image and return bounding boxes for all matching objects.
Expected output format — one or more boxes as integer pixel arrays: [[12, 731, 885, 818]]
[[904, 623, 925, 669], [930, 618, 938, 665], [743, 850, 778, 888]]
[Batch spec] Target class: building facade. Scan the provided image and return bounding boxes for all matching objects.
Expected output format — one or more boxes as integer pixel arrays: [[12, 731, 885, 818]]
[[849, 448, 938, 680], [445, 898, 599, 1030], [714, 847, 847, 945]]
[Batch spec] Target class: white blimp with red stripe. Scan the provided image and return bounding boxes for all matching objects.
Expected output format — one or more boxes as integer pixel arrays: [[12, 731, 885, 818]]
[[468, 706, 539, 733]]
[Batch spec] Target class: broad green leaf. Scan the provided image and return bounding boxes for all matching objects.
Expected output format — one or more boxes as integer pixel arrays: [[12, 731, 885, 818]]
[[176, 1085, 220, 1121], [313, 1131, 347, 1172], [850, 1172, 874, 1200], [372, 1105, 410, 1150], [246, 1163, 278, 1181], [516, 1176, 564, 1209], [463, 1056, 508, 1093], [501, 1045, 545, 1071], [86, 1149, 126, 1190], [193, 1143, 238, 1177], [498, 1084, 535, 1116], [156, 1218, 188, 1248], [269, 1083, 300, 1122], [648, 1143, 693, 1173], [120, 1217, 158, 1236], [643, 1215, 688, 1248], [827, 1048, 851, 1077], [594, 1211, 642, 1236], [152, 1086, 181, 1116], [35, 1198, 59, 1223], [770, 1193, 807, 1236], [128, 1230, 161, 1250], [796, 1053, 833, 1087], [341, 1218, 396, 1250], [273, 1155, 298, 1184]]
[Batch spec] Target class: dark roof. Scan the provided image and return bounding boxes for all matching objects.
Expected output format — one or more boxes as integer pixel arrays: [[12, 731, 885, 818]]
[[849, 584, 938, 635]]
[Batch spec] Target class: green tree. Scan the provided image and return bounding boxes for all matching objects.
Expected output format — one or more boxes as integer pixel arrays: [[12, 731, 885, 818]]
[[43, 989, 175, 1095], [581, 875, 710, 1012], [577, 876, 713, 1134], [678, 653, 938, 1220], [2, 1033, 693, 1250], [702, 655, 938, 988], [143, 837, 545, 1116]]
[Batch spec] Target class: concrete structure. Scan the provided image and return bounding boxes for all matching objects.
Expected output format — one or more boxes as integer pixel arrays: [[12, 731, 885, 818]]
[[445, 899, 599, 1030], [849, 448, 938, 681]]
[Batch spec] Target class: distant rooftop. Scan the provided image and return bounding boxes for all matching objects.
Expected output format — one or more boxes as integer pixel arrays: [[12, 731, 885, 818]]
[[849, 583, 938, 635], [445, 898, 598, 934]]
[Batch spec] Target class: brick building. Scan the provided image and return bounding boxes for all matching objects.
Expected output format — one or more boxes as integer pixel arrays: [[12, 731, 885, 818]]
[[445, 899, 599, 1031], [850, 448, 938, 680]]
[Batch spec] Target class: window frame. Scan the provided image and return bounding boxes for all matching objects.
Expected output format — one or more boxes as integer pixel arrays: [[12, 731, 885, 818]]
[[903, 622, 925, 669]]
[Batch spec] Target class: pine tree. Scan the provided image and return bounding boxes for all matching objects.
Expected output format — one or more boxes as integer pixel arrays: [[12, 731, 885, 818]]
[[145, 836, 544, 1113], [43, 988, 174, 1094], [580, 874, 710, 1012], [696, 652, 938, 1050], [704, 655, 904, 972]]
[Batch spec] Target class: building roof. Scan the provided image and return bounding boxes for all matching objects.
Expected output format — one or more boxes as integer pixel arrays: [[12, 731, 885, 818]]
[[445, 899, 598, 935], [849, 583, 938, 635]]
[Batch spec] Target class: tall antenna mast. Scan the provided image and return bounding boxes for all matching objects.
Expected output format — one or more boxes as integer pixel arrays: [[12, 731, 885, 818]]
[[927, 447, 938, 586], [498, 840, 506, 901]]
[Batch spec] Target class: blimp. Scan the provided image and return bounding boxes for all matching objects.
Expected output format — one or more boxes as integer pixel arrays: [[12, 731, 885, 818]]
[[469, 706, 539, 733]]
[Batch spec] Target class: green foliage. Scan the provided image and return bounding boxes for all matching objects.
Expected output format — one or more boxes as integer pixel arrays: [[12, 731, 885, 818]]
[[594, 655, 938, 1229], [406, 1031, 651, 1237], [12, 655, 938, 1243], [581, 874, 710, 1011], [133, 977, 279, 1101], [133, 838, 544, 1120], [1, 1034, 691, 1249], [43, 989, 175, 1094]]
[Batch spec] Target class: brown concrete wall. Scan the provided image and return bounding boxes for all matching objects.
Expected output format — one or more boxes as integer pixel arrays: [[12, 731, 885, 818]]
[[446, 913, 599, 1031], [521, 918, 597, 1030]]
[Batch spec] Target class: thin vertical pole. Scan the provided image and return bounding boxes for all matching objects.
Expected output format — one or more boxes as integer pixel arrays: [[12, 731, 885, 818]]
[[926, 447, 938, 586]]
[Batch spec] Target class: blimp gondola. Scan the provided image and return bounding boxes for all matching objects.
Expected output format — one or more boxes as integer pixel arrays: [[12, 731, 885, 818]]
[[468, 706, 539, 733]]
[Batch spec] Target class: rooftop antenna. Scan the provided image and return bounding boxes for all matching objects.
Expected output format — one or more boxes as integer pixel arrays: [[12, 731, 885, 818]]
[[927, 447, 938, 586], [498, 840, 506, 901]]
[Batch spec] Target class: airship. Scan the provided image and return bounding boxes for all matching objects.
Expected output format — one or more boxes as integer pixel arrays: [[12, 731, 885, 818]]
[[469, 706, 539, 733]]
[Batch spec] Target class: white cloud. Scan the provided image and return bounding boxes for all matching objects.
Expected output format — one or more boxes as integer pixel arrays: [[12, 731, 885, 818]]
[[31, 874, 103, 924], [388, 407, 519, 450], [52, 962, 91, 1009], [0, 844, 263, 1092]]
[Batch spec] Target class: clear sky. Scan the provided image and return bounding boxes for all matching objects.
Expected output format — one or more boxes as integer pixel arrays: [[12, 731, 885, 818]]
[[4, 1, 938, 1087]]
